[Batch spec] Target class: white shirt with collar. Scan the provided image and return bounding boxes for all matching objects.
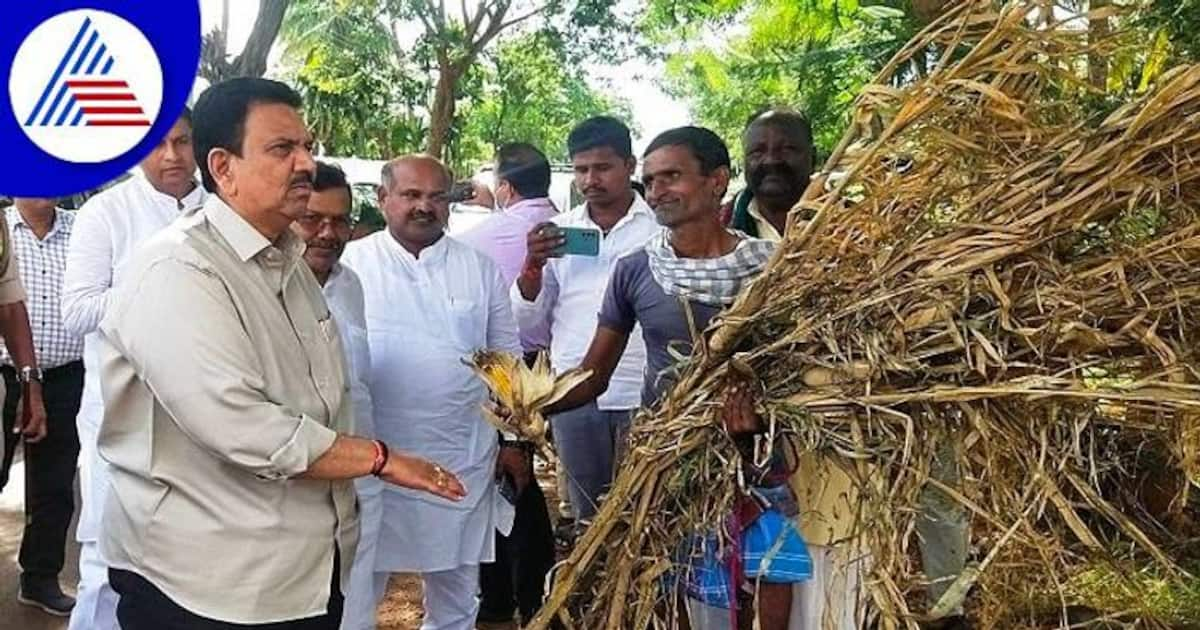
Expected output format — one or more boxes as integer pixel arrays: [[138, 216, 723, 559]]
[[509, 194, 657, 411], [341, 231, 521, 572], [61, 173, 207, 545]]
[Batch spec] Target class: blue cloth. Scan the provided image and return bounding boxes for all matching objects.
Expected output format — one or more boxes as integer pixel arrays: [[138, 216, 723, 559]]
[[680, 506, 812, 610]]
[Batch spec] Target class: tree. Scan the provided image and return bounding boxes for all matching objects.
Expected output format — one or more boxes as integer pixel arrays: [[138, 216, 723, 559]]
[[200, 0, 293, 82], [456, 31, 634, 164], [280, 1, 630, 171], [282, 0, 429, 159], [379, 0, 625, 159], [646, 0, 916, 155]]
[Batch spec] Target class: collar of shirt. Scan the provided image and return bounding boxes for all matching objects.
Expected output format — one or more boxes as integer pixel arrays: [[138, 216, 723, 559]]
[[381, 229, 450, 272], [747, 199, 783, 243], [204, 195, 304, 267], [131, 172, 208, 214], [565, 193, 656, 233], [504, 197, 558, 223], [7, 207, 72, 242], [325, 261, 345, 286]]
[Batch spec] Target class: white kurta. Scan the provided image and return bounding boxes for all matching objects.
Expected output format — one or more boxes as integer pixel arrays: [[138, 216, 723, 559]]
[[324, 264, 384, 630], [342, 232, 520, 573]]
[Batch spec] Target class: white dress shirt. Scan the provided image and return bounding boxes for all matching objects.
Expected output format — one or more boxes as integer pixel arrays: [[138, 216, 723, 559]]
[[342, 231, 521, 573], [509, 195, 657, 410], [0, 207, 82, 368], [61, 174, 207, 544]]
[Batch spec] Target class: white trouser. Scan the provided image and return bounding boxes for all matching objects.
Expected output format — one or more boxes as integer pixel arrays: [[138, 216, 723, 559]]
[[70, 416, 119, 630], [791, 542, 867, 629], [341, 488, 383, 630], [67, 540, 119, 630], [377, 565, 480, 630]]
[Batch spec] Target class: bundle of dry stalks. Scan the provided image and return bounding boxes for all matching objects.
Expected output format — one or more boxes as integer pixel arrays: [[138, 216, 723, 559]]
[[526, 1, 1200, 628]]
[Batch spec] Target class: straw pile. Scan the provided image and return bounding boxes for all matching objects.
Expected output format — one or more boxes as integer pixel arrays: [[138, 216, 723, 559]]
[[526, 1, 1200, 628]]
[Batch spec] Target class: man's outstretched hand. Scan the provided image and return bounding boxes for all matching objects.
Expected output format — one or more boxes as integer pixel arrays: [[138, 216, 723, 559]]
[[380, 452, 467, 501]]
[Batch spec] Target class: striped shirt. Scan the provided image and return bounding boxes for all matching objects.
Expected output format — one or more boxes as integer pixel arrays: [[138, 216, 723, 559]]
[[0, 207, 82, 368]]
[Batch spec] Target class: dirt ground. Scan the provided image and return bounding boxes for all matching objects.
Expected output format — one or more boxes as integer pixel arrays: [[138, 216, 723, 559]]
[[1, 452, 560, 630], [367, 456, 564, 630]]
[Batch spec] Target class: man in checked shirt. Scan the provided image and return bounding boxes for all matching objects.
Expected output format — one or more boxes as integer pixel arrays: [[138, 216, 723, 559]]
[[0, 197, 83, 617]]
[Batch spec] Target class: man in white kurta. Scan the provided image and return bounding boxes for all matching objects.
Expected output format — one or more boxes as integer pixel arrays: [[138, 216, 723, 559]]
[[61, 112, 207, 630], [342, 155, 521, 630], [291, 162, 383, 630]]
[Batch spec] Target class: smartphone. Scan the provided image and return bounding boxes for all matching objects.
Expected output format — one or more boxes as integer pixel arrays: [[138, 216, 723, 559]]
[[498, 473, 519, 505], [553, 226, 601, 257]]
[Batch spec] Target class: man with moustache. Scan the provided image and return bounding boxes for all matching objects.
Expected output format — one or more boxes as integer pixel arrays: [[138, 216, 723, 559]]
[[537, 126, 805, 630], [724, 110, 815, 240], [96, 79, 464, 629], [341, 155, 523, 630], [63, 108, 209, 630], [727, 110, 883, 629], [512, 117, 656, 527], [290, 162, 383, 630]]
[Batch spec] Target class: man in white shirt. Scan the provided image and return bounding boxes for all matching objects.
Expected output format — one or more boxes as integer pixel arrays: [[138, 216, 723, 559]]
[[290, 161, 383, 630], [61, 108, 208, 630], [512, 116, 657, 523], [342, 155, 524, 630]]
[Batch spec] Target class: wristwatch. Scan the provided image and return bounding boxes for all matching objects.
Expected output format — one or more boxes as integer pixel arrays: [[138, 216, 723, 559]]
[[18, 366, 42, 384]]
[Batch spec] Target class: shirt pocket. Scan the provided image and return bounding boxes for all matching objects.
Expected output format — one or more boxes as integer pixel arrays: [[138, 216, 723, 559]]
[[446, 297, 485, 350]]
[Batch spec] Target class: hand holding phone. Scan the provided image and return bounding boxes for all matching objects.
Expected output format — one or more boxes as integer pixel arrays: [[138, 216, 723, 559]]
[[553, 226, 601, 257]]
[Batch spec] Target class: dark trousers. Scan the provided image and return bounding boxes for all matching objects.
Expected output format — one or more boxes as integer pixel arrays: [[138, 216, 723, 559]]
[[0, 361, 83, 587], [479, 474, 556, 624], [109, 549, 343, 629]]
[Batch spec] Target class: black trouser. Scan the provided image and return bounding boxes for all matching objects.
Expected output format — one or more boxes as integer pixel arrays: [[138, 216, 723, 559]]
[[109, 548, 343, 629], [0, 361, 83, 588], [479, 472, 556, 624]]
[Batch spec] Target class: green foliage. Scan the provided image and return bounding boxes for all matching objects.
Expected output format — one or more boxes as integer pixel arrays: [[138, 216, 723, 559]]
[[282, 0, 631, 172], [455, 31, 634, 166], [1068, 561, 1200, 625], [648, 0, 916, 159], [282, 0, 429, 158], [1139, 0, 1200, 63]]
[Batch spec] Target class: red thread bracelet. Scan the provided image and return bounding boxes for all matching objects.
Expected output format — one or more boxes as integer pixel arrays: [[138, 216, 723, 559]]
[[370, 440, 389, 477]]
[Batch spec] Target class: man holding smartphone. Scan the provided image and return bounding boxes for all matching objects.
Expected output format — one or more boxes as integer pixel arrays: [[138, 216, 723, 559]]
[[511, 116, 658, 527]]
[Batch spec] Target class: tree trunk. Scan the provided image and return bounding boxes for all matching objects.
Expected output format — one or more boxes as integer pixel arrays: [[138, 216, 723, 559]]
[[199, 0, 291, 83], [231, 0, 291, 78], [1087, 0, 1110, 90], [426, 63, 462, 160]]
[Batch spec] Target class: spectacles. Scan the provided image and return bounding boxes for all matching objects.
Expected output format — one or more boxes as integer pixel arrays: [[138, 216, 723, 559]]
[[296, 213, 353, 233]]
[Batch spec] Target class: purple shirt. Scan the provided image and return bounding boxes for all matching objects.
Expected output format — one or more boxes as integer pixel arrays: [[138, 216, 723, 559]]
[[456, 197, 559, 350]]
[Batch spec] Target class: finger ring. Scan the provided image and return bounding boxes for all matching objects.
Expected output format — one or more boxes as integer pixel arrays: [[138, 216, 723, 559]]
[[433, 465, 448, 488]]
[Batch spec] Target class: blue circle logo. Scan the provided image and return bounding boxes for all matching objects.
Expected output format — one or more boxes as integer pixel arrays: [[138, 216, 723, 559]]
[[1, 2, 200, 195]]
